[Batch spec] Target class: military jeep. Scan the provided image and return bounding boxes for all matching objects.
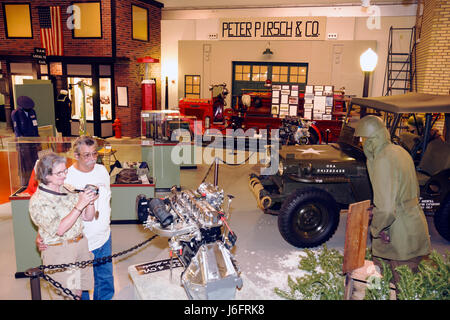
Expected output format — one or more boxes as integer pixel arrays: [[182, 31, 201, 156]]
[[249, 93, 450, 248]]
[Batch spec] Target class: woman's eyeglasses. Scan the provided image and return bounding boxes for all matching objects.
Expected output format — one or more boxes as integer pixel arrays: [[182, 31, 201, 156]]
[[53, 168, 68, 177]]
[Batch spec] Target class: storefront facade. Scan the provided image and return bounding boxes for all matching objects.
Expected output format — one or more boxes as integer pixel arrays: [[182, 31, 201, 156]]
[[0, 0, 162, 138]]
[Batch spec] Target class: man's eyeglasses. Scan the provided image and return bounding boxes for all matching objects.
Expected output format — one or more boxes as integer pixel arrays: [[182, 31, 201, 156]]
[[53, 168, 68, 177], [78, 151, 98, 159]]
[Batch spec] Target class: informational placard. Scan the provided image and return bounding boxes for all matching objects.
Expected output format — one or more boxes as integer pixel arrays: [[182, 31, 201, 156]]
[[271, 84, 299, 118], [135, 258, 183, 275], [303, 85, 334, 120], [220, 17, 326, 40], [117, 86, 128, 107]]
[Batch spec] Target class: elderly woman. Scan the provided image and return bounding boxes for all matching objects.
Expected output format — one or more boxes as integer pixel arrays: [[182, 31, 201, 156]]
[[29, 152, 99, 300]]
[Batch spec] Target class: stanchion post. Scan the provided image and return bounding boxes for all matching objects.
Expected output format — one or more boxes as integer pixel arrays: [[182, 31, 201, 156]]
[[25, 267, 44, 300], [214, 157, 219, 186]]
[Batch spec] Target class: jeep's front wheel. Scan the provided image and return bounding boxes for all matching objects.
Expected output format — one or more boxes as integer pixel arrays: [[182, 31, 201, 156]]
[[434, 196, 450, 241], [278, 188, 340, 248]]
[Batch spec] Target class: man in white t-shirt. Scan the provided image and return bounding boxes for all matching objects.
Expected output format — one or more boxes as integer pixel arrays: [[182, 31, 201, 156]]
[[36, 136, 114, 300], [66, 136, 114, 300]]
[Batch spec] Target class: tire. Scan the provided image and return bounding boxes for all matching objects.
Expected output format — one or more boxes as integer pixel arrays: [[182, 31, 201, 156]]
[[434, 196, 450, 241], [278, 188, 340, 248]]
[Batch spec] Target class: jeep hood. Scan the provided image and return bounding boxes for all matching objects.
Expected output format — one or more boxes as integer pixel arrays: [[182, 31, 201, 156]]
[[279, 144, 359, 163]]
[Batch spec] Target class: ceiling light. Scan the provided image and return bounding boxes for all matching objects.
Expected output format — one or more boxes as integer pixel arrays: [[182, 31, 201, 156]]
[[263, 42, 273, 55]]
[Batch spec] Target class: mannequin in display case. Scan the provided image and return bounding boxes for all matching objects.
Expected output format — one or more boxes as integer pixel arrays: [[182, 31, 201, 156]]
[[56, 90, 72, 137]]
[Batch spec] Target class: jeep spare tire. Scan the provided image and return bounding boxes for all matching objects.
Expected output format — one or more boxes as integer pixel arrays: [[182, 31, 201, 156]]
[[278, 188, 340, 248]]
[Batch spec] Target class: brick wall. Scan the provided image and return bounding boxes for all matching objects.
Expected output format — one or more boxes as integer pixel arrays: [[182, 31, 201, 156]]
[[0, 0, 112, 57], [415, 0, 450, 95], [414, 0, 449, 134], [115, 0, 161, 137]]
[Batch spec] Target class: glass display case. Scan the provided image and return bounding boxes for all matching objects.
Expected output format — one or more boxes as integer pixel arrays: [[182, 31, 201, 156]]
[[140, 110, 180, 141], [165, 115, 197, 143], [6, 137, 73, 196]]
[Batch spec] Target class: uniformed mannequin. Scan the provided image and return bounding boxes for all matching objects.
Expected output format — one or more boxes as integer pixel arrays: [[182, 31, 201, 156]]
[[56, 89, 72, 137], [11, 95, 40, 186], [355, 115, 431, 286], [11, 95, 39, 137]]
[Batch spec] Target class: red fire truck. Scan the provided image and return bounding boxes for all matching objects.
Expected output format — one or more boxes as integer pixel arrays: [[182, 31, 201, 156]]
[[178, 83, 346, 144], [178, 83, 229, 134]]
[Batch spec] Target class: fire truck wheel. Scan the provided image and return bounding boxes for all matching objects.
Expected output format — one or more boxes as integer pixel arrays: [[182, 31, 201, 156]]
[[434, 195, 450, 241], [278, 188, 340, 248]]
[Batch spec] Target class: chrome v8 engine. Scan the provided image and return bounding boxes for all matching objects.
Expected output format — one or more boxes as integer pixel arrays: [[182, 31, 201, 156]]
[[141, 182, 243, 300]]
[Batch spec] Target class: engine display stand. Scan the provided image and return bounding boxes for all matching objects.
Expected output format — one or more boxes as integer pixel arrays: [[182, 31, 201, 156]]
[[128, 261, 263, 300]]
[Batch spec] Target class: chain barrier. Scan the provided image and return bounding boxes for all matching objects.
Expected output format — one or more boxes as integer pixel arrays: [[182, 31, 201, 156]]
[[216, 152, 256, 166], [34, 234, 158, 300], [201, 153, 256, 184]]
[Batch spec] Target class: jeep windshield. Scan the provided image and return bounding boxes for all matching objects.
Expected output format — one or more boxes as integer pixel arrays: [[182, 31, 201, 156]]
[[339, 93, 450, 160]]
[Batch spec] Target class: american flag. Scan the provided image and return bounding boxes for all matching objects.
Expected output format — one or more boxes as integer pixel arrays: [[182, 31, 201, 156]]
[[38, 6, 64, 56]]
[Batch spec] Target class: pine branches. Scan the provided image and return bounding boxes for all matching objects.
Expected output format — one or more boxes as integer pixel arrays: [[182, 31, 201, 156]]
[[274, 245, 449, 300], [395, 250, 450, 300], [274, 245, 344, 300]]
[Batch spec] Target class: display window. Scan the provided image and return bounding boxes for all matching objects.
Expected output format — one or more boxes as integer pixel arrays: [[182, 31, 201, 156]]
[[272, 66, 288, 83], [12, 75, 34, 85], [232, 61, 309, 106], [99, 78, 112, 120], [68, 77, 94, 120], [132, 4, 149, 41], [3, 3, 33, 38], [289, 66, 308, 83], [251, 65, 268, 82], [72, 2, 102, 38], [234, 65, 251, 81], [185, 75, 200, 98], [12, 75, 34, 105]]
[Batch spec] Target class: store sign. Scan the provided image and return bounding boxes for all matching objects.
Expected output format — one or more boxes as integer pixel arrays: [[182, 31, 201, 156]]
[[32, 48, 47, 65], [219, 17, 326, 40]]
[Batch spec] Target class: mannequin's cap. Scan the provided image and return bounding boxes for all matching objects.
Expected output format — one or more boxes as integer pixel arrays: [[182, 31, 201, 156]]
[[17, 96, 35, 109]]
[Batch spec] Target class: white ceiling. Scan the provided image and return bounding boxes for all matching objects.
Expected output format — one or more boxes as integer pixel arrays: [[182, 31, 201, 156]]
[[158, 0, 416, 10]]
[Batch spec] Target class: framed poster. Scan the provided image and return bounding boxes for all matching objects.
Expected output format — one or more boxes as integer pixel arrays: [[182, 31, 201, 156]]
[[117, 86, 128, 107]]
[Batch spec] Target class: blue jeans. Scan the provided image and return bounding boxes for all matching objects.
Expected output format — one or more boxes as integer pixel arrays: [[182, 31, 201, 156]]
[[92, 235, 115, 300], [81, 291, 90, 300]]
